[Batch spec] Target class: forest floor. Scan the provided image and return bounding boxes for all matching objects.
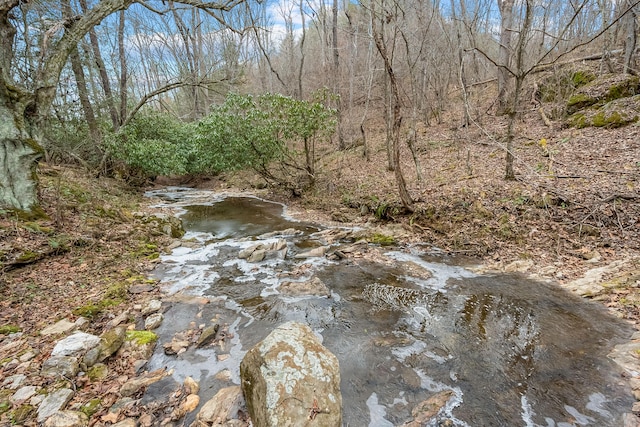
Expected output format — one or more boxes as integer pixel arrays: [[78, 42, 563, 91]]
[[1, 97, 640, 425]]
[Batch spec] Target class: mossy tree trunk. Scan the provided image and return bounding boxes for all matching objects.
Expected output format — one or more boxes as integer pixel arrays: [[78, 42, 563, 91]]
[[0, 86, 42, 211]]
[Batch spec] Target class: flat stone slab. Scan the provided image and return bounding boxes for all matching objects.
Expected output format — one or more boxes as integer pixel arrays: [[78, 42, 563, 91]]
[[41, 319, 76, 336]]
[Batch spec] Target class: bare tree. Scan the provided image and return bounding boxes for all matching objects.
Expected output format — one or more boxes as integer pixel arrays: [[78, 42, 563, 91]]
[[369, 0, 413, 210]]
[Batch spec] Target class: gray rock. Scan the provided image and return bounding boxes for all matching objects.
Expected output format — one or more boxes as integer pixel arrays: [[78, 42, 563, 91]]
[[51, 332, 100, 357], [92, 326, 128, 365], [294, 246, 328, 259], [43, 410, 88, 427], [120, 369, 167, 397], [145, 313, 164, 330], [3, 373, 26, 389], [240, 321, 342, 427], [271, 239, 287, 251], [19, 350, 37, 362], [239, 244, 262, 259], [142, 299, 162, 315], [190, 386, 245, 427], [279, 277, 331, 297], [247, 249, 267, 263], [82, 347, 100, 368], [74, 317, 90, 330], [41, 356, 80, 378], [41, 319, 77, 336], [11, 386, 38, 403], [37, 389, 74, 423], [196, 323, 220, 348], [112, 419, 138, 427]]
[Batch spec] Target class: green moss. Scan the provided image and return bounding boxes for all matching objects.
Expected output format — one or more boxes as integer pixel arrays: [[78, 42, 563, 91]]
[[126, 330, 158, 345], [16, 250, 39, 263], [73, 304, 103, 318], [21, 221, 53, 234], [568, 113, 588, 128], [571, 70, 596, 87], [607, 76, 640, 100], [10, 404, 34, 424], [104, 282, 129, 300], [132, 243, 160, 259], [592, 111, 627, 128], [368, 233, 396, 246], [0, 401, 9, 415], [80, 399, 102, 417], [0, 325, 21, 335], [566, 93, 596, 111], [9, 206, 49, 221]]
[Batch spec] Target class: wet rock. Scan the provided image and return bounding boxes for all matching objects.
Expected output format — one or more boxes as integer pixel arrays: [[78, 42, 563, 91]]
[[41, 356, 80, 378], [184, 376, 200, 394], [196, 323, 220, 348], [403, 390, 453, 426], [3, 373, 26, 389], [142, 299, 162, 315], [240, 321, 342, 427], [279, 277, 331, 297], [145, 312, 164, 330], [190, 385, 246, 427], [11, 386, 37, 404], [259, 228, 302, 239], [37, 389, 74, 423], [182, 394, 200, 413], [215, 369, 233, 382], [43, 410, 89, 427], [51, 332, 101, 357], [294, 246, 329, 259], [120, 369, 168, 397], [164, 340, 190, 355], [41, 319, 76, 336]]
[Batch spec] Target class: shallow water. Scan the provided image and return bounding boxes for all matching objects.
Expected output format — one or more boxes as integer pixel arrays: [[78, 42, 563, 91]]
[[145, 189, 633, 426]]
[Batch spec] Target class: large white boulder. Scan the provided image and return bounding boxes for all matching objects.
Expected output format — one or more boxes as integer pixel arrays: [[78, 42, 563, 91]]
[[240, 321, 342, 427]]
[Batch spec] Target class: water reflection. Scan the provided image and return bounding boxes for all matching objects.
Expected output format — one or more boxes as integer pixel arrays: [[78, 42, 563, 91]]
[[147, 192, 633, 427]]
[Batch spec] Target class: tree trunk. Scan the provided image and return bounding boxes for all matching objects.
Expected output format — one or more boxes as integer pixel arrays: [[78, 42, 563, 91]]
[[118, 9, 127, 126], [371, 3, 413, 211], [332, 0, 345, 150], [79, 0, 120, 130], [0, 90, 42, 211], [623, 0, 638, 74], [497, 0, 514, 114]]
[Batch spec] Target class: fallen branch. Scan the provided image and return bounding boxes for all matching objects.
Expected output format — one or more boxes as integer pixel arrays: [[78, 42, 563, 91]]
[[3, 246, 71, 272], [600, 194, 640, 203]]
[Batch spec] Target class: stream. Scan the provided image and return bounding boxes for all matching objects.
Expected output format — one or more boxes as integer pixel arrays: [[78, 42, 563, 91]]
[[143, 188, 633, 426]]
